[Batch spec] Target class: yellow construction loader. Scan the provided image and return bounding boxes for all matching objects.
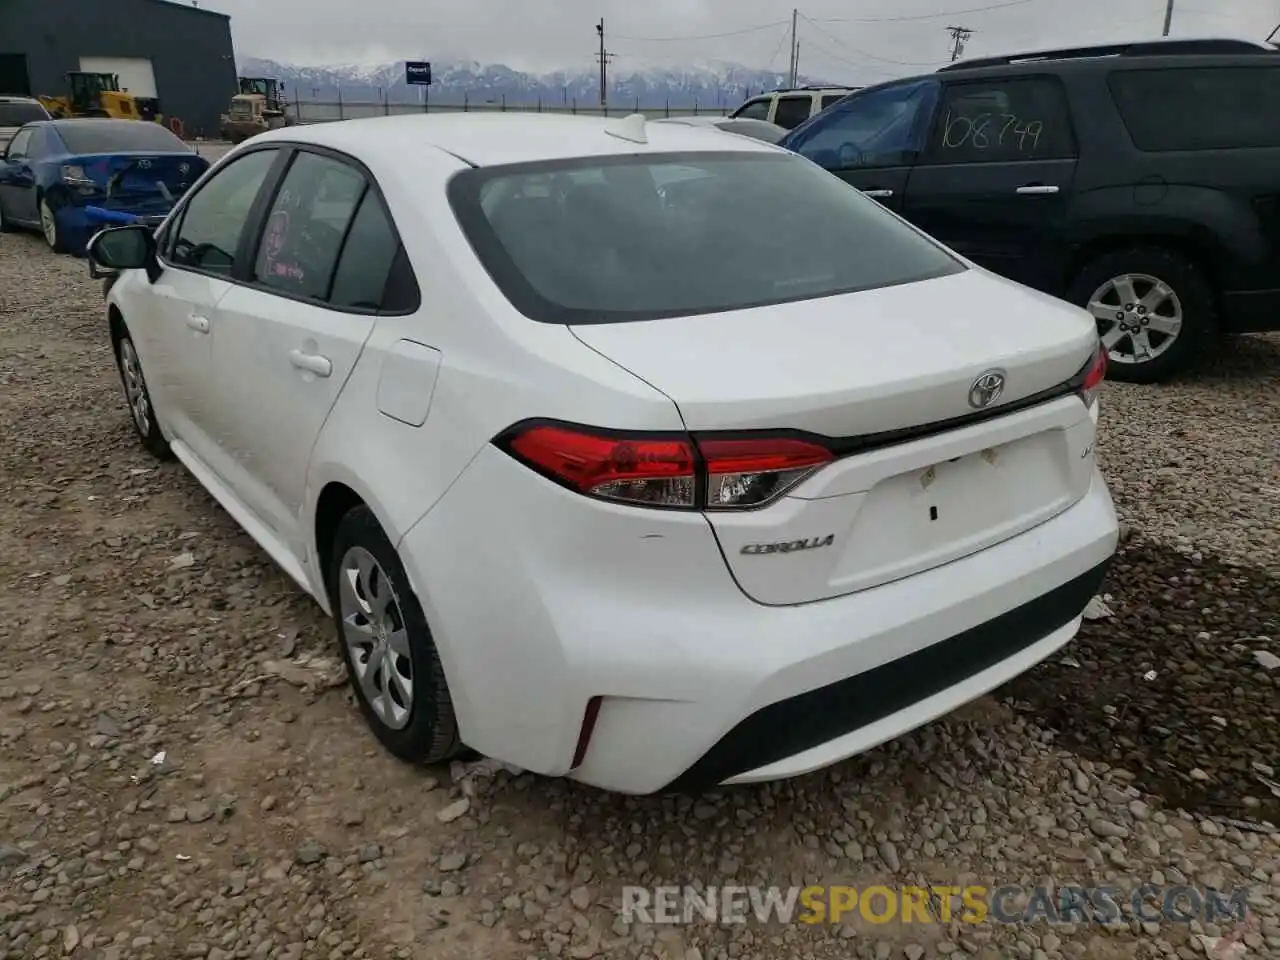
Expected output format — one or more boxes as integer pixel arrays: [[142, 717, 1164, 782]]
[[220, 77, 294, 143], [38, 72, 162, 123]]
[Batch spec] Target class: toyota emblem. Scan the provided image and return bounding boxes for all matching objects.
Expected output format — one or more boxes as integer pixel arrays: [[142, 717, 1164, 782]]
[[137, 158, 152, 169], [968, 369, 1006, 409]]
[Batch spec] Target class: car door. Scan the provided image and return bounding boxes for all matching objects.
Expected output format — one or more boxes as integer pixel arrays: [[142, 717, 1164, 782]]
[[781, 78, 941, 213], [208, 148, 381, 548], [902, 75, 1079, 293], [0, 127, 37, 223], [141, 147, 285, 465]]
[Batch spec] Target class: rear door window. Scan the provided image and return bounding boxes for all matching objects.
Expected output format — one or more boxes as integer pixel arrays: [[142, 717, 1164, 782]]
[[328, 189, 419, 312], [1108, 66, 1280, 151], [772, 96, 813, 130], [923, 77, 1077, 164], [253, 150, 365, 301], [820, 94, 847, 111]]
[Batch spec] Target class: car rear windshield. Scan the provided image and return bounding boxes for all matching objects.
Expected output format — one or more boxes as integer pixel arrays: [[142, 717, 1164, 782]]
[[0, 102, 47, 126], [53, 120, 188, 154], [447, 151, 964, 324]]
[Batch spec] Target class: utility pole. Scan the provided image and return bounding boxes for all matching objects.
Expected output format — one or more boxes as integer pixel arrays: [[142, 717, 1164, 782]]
[[1161, 0, 1175, 36], [946, 25, 973, 62], [787, 8, 799, 87], [595, 19, 614, 108]]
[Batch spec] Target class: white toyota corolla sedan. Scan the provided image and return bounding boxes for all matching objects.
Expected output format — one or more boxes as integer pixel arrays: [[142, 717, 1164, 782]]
[[87, 112, 1118, 795]]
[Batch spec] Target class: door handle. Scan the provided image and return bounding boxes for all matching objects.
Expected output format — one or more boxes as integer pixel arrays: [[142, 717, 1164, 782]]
[[1016, 185, 1059, 195], [862, 188, 894, 198], [185, 314, 209, 333], [289, 349, 332, 378]]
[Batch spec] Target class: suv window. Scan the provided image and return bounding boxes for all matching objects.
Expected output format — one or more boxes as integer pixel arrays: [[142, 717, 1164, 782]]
[[772, 96, 812, 130], [169, 148, 278, 274], [254, 151, 365, 301], [733, 98, 771, 122], [1108, 66, 1280, 151], [784, 79, 940, 170], [924, 77, 1076, 163], [820, 94, 846, 111]]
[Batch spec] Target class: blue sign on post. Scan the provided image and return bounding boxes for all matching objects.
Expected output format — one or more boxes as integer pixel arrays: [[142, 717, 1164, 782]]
[[406, 61, 433, 85]]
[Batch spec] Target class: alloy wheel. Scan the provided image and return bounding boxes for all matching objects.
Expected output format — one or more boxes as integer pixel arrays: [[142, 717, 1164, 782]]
[[338, 546, 415, 730], [1086, 273, 1183, 366], [118, 339, 151, 437], [40, 200, 58, 249]]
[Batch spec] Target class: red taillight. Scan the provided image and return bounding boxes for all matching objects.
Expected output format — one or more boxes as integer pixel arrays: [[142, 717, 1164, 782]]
[[507, 425, 697, 507], [1081, 343, 1107, 406], [500, 423, 833, 510]]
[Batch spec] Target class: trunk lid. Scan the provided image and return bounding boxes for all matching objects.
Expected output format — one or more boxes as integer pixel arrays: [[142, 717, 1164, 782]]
[[67, 152, 207, 204], [571, 268, 1102, 605]]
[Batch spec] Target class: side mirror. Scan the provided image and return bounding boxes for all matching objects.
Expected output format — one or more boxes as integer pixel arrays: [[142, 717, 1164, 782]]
[[88, 224, 152, 268], [86, 225, 157, 282]]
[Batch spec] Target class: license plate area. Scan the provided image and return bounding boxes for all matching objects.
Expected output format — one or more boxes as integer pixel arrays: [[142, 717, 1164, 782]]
[[827, 430, 1078, 593]]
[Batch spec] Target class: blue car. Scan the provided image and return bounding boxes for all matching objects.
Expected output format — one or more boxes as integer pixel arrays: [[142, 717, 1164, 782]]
[[0, 118, 210, 255]]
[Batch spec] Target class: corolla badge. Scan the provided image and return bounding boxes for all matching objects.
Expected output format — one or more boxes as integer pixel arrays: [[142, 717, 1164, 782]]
[[740, 534, 835, 556], [968, 369, 1007, 409]]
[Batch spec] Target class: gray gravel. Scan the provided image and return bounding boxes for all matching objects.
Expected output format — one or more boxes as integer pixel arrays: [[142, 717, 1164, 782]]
[[0, 231, 1277, 960]]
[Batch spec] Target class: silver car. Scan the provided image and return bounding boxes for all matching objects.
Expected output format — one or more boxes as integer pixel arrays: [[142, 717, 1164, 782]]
[[0, 97, 50, 151]]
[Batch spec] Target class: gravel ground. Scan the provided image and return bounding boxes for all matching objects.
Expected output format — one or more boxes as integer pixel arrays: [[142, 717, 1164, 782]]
[[0, 232, 1277, 960]]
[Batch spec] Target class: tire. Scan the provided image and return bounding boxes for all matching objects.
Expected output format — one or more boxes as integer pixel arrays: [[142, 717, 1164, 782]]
[[113, 325, 171, 459], [1066, 247, 1215, 384], [39, 196, 67, 253], [327, 506, 462, 765]]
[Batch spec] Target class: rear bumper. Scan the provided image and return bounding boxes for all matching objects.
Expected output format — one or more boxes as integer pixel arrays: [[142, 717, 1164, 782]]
[[398, 444, 1118, 795], [1221, 288, 1280, 333]]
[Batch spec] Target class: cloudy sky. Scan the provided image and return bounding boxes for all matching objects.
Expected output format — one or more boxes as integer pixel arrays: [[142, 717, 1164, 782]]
[[210, 0, 1276, 80]]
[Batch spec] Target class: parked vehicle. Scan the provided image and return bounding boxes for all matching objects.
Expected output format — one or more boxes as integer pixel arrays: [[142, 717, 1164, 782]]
[[0, 96, 50, 151], [730, 86, 858, 130], [779, 37, 1280, 382], [0, 118, 207, 254], [38, 71, 162, 124], [86, 113, 1116, 794], [653, 115, 788, 143], [220, 77, 294, 144]]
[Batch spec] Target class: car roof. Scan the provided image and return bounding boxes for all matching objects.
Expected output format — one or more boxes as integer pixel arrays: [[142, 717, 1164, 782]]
[[0, 95, 42, 103], [248, 112, 782, 167]]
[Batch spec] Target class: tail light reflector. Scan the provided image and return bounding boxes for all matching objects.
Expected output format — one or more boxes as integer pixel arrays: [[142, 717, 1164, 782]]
[[499, 424, 834, 510]]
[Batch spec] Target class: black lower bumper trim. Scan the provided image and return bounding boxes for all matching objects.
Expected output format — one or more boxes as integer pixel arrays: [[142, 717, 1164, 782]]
[[664, 559, 1111, 793]]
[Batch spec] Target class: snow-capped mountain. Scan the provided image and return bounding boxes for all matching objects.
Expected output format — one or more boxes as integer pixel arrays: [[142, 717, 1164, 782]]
[[239, 56, 838, 108]]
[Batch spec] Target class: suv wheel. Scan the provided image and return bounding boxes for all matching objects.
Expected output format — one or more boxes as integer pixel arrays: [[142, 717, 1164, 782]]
[[328, 505, 462, 765], [1068, 247, 1214, 384]]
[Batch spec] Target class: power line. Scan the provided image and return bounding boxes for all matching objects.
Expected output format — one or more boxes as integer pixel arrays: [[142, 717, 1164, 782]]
[[818, 0, 1038, 25], [798, 14, 950, 67], [611, 21, 789, 42]]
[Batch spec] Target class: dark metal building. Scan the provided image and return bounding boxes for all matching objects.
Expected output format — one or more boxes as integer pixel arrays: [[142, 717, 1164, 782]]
[[0, 0, 238, 138]]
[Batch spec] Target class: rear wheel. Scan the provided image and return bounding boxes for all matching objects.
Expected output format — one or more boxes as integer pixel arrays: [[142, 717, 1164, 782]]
[[1067, 247, 1214, 384], [328, 506, 462, 765], [39, 197, 66, 253]]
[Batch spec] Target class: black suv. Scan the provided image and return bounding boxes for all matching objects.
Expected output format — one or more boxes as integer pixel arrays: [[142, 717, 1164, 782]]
[[779, 38, 1280, 382]]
